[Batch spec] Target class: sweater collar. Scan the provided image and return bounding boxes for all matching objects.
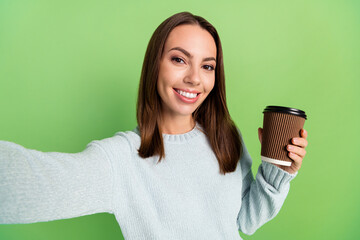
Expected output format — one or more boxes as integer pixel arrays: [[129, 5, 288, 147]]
[[133, 122, 203, 143]]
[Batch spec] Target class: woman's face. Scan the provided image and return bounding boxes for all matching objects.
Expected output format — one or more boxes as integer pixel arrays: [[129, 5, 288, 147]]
[[157, 24, 216, 120]]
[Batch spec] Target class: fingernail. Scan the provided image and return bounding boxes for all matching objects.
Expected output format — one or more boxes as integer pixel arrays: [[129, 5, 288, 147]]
[[287, 145, 293, 150], [292, 138, 298, 144]]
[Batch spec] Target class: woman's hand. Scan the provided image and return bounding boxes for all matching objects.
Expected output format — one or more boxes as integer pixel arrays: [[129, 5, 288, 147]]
[[258, 128, 308, 174]]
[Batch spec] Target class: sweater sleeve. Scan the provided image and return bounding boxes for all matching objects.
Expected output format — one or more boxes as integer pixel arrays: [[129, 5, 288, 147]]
[[236, 134, 297, 235], [0, 139, 114, 224]]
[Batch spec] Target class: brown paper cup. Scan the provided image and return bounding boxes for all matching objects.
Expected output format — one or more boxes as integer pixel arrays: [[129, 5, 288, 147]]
[[261, 106, 307, 166]]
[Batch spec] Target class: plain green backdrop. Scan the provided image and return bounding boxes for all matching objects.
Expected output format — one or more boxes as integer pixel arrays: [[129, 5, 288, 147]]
[[0, 0, 359, 239]]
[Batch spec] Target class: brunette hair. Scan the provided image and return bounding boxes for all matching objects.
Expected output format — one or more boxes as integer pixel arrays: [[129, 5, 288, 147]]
[[136, 11, 242, 175]]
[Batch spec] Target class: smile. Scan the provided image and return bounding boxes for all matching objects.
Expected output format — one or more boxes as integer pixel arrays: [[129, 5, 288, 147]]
[[175, 89, 198, 99], [173, 88, 201, 103]]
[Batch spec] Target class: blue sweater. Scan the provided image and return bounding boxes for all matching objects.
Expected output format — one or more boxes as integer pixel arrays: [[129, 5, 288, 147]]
[[0, 122, 297, 239]]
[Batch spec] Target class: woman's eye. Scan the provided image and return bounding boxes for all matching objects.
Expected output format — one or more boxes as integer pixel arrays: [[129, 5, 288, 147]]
[[171, 57, 185, 64], [203, 65, 215, 71]]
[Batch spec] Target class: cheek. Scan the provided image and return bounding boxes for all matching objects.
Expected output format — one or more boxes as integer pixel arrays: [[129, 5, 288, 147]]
[[157, 67, 171, 92], [205, 77, 215, 93], [156, 78, 167, 102], [158, 68, 172, 88]]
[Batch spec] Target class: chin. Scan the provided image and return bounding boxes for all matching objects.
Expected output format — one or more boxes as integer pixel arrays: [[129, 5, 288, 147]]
[[174, 106, 198, 116], [178, 110, 197, 116]]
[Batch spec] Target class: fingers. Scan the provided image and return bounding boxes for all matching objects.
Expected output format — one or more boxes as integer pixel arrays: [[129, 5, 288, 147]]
[[287, 145, 306, 158], [288, 151, 303, 169], [258, 128, 263, 144], [287, 129, 308, 172], [292, 136, 308, 148], [301, 129, 308, 139]]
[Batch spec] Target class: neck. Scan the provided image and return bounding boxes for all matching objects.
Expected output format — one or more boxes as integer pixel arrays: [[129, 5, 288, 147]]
[[159, 114, 196, 135]]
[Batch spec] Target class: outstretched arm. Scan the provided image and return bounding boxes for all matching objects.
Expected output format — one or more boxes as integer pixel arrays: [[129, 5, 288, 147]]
[[0, 140, 114, 224]]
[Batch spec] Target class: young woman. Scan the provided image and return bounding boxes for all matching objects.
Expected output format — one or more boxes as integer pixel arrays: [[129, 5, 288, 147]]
[[0, 12, 308, 239]]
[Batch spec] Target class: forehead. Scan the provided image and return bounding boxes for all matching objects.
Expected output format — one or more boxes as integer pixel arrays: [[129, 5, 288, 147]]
[[164, 24, 217, 57]]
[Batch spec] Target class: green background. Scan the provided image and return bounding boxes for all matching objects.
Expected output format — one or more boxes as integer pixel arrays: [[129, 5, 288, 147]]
[[0, 0, 359, 239]]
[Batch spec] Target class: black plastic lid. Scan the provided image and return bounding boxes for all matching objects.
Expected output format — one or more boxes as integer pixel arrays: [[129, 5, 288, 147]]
[[263, 106, 307, 120]]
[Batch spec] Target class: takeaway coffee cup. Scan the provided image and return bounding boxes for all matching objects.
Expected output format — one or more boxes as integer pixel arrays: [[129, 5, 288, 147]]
[[261, 106, 307, 166]]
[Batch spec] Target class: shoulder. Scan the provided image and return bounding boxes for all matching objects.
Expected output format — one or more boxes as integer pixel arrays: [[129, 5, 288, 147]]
[[88, 127, 140, 159], [114, 127, 141, 150]]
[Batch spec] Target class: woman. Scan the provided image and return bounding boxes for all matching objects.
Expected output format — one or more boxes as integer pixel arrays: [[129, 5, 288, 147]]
[[0, 12, 308, 239]]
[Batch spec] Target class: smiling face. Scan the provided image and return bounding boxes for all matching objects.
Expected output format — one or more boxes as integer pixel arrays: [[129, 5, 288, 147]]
[[157, 24, 217, 122]]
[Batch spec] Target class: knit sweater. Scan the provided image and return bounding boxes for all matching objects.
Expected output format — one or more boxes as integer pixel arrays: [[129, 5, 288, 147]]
[[0, 122, 297, 239]]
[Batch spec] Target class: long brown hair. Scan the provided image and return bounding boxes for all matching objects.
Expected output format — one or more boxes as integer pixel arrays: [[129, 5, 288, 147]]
[[136, 11, 242, 175]]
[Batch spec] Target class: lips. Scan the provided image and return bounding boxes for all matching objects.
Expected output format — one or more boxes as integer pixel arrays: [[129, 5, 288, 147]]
[[173, 88, 201, 94], [172, 88, 201, 103]]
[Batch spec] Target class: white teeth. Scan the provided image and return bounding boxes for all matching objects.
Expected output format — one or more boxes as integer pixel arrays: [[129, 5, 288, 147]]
[[176, 89, 197, 99]]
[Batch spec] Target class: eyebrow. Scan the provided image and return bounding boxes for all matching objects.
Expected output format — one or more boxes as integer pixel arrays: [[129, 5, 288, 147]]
[[168, 47, 216, 62]]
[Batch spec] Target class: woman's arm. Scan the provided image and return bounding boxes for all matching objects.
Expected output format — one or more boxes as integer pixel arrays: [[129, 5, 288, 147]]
[[236, 133, 297, 235], [0, 139, 114, 224]]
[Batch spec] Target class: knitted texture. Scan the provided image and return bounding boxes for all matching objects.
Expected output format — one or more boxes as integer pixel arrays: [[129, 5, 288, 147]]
[[0, 123, 297, 239]]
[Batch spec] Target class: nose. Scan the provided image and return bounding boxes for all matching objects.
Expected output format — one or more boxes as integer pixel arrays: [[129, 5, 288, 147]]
[[184, 66, 201, 86]]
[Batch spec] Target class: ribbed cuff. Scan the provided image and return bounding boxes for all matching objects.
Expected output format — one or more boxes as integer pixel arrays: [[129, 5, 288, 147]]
[[261, 161, 298, 190]]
